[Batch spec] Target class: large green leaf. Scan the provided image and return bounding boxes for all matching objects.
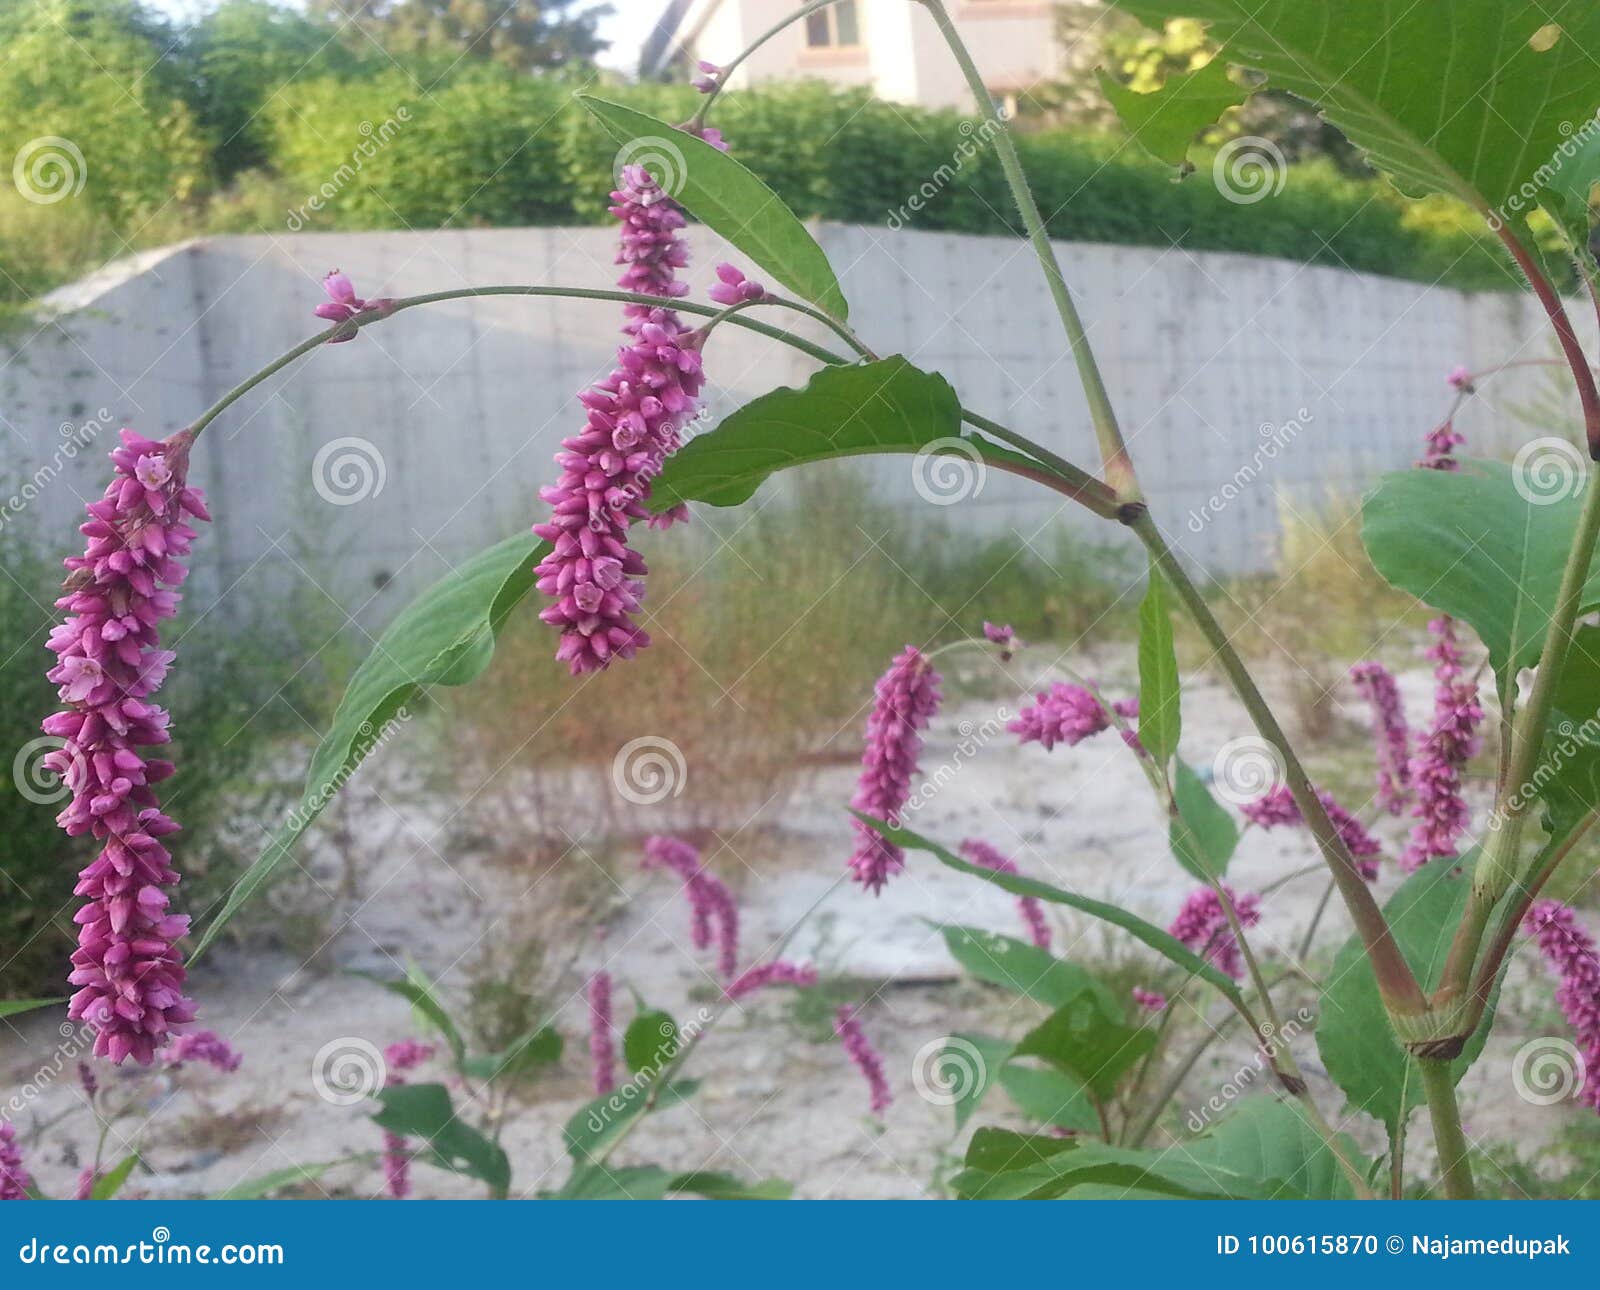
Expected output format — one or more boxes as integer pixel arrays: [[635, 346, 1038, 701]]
[[354, 967, 466, 1064], [1136, 562, 1181, 768], [89, 1155, 140, 1201], [1315, 855, 1497, 1140], [562, 1080, 700, 1164], [1191, 1097, 1368, 1200], [194, 533, 545, 956], [648, 357, 1039, 511], [623, 1009, 678, 1078], [940, 926, 1118, 1013], [459, 1025, 562, 1084], [371, 1083, 511, 1195], [1537, 129, 1600, 272], [997, 1062, 1100, 1134], [0, 997, 64, 1019], [1170, 759, 1236, 881], [1109, 1, 1600, 219], [578, 96, 848, 319], [1362, 461, 1600, 695], [943, 1032, 1014, 1132], [858, 813, 1242, 1001], [1012, 990, 1156, 1103], [952, 1129, 1291, 1200], [1097, 57, 1249, 171]]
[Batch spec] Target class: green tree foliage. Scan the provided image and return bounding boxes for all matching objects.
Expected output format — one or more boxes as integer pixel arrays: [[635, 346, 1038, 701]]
[[307, 0, 609, 72]]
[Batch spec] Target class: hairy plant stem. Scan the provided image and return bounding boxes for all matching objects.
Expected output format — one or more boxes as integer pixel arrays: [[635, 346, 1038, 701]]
[[916, 0, 1137, 498], [1418, 1058, 1475, 1198]]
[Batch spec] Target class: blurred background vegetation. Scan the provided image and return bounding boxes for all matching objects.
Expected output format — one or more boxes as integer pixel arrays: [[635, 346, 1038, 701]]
[[0, 0, 1527, 323]]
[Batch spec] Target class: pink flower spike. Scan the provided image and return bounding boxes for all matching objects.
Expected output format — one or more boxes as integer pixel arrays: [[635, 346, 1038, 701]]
[[1524, 901, 1600, 1113], [959, 838, 1051, 950], [647, 503, 690, 531], [847, 646, 943, 893], [165, 1029, 241, 1073], [0, 1124, 31, 1200], [1132, 987, 1167, 1013], [1009, 682, 1112, 751], [1350, 661, 1411, 815], [1447, 365, 1475, 392], [725, 960, 818, 1001], [1242, 785, 1382, 880], [378, 1037, 436, 1199], [1168, 886, 1261, 980], [587, 971, 617, 1095], [642, 835, 739, 979], [1399, 617, 1482, 871], [834, 1005, 892, 1115]]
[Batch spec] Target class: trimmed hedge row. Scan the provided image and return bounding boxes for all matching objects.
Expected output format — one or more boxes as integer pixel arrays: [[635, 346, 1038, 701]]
[[265, 75, 1518, 291]]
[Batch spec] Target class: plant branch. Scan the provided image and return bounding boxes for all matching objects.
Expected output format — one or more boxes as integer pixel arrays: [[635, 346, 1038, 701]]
[[1418, 1058, 1475, 1198]]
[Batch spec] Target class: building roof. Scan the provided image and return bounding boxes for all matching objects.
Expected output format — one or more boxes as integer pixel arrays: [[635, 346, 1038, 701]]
[[640, 0, 703, 78]]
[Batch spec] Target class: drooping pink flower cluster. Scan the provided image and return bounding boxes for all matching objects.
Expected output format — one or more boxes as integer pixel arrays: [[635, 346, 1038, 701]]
[[44, 428, 210, 1065], [1349, 661, 1411, 814], [164, 1029, 241, 1073], [983, 620, 1021, 660], [313, 270, 390, 341], [0, 1124, 30, 1200], [1009, 682, 1140, 754], [1447, 365, 1475, 393], [532, 163, 706, 674], [1241, 785, 1383, 881], [642, 835, 739, 978], [379, 1039, 435, 1200], [959, 838, 1052, 950], [847, 646, 943, 893], [1168, 886, 1261, 980], [834, 1005, 892, 1115], [587, 970, 616, 1095], [1524, 901, 1600, 1113], [1399, 617, 1482, 871], [1132, 987, 1167, 1013], [725, 960, 818, 1001], [708, 262, 766, 306], [691, 58, 722, 94], [1418, 420, 1465, 470]]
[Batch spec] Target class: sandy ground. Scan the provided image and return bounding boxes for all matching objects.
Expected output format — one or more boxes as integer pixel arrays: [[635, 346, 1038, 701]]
[[1, 655, 1591, 1200]]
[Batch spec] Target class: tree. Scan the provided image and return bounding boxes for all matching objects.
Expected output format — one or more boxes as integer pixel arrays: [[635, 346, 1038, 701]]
[[309, 0, 610, 73]]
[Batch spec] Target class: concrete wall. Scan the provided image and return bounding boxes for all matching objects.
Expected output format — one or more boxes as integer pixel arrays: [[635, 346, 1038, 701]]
[[0, 223, 1578, 633]]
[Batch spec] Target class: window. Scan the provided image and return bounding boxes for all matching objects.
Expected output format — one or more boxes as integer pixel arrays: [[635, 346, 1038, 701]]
[[805, 0, 860, 47]]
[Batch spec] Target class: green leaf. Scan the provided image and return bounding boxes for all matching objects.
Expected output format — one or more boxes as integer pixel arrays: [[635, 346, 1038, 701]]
[[997, 1062, 1100, 1133], [371, 1083, 511, 1195], [1170, 760, 1237, 881], [666, 1170, 793, 1200], [1108, 1, 1600, 219], [0, 997, 64, 1019], [216, 1158, 361, 1200], [1097, 56, 1249, 170], [352, 968, 466, 1064], [942, 1032, 1014, 1132], [1362, 461, 1600, 696], [1012, 990, 1156, 1102], [952, 1130, 1287, 1200], [460, 1025, 562, 1084], [623, 1009, 678, 1078], [90, 1155, 140, 1201], [858, 813, 1242, 1001], [562, 1081, 700, 1164], [1537, 128, 1600, 272], [1191, 1097, 1369, 1200], [1316, 854, 1497, 1139], [1136, 562, 1181, 768], [577, 95, 848, 319], [649, 357, 1037, 511], [555, 1165, 791, 1200], [194, 532, 546, 957], [940, 926, 1119, 1013]]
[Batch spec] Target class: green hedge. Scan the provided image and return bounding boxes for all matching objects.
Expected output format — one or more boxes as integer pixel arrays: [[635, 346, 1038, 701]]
[[263, 75, 1517, 291]]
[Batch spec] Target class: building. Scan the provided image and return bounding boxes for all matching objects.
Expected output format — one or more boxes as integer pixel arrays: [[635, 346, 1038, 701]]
[[640, 0, 1074, 113]]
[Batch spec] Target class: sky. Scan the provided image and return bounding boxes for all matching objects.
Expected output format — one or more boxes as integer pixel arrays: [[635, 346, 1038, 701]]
[[140, 0, 650, 76]]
